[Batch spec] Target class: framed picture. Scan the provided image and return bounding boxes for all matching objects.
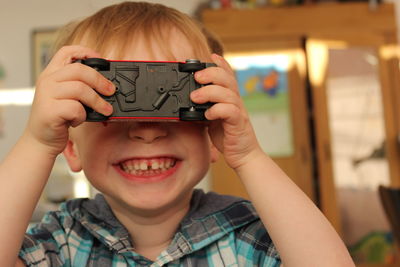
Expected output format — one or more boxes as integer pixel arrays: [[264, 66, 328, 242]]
[[31, 28, 58, 85], [227, 53, 294, 157]]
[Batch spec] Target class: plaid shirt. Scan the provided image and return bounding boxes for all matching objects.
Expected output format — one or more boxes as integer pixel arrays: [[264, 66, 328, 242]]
[[19, 190, 281, 266]]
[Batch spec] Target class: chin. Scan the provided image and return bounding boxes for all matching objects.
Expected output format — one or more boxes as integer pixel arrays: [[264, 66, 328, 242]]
[[112, 186, 193, 213]]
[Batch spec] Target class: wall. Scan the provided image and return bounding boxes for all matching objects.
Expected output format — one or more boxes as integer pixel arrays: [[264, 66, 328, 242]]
[[0, 0, 204, 89]]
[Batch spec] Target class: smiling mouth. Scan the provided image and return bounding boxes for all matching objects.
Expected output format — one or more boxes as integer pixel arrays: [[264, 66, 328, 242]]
[[119, 157, 178, 177]]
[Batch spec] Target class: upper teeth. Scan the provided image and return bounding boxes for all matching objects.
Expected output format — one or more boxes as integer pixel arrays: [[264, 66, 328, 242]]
[[121, 158, 176, 172]]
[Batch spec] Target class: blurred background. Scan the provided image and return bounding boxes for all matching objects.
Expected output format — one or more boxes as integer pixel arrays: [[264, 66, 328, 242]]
[[1, 0, 400, 266]]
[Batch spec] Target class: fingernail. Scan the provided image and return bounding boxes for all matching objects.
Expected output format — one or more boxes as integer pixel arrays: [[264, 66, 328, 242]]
[[108, 82, 115, 93], [191, 90, 199, 99], [195, 72, 202, 79], [104, 103, 113, 115]]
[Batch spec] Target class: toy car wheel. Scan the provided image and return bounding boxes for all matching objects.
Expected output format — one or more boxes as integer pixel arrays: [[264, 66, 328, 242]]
[[179, 108, 206, 121], [179, 60, 205, 73], [83, 58, 110, 71], [87, 113, 109, 122], [85, 108, 110, 122]]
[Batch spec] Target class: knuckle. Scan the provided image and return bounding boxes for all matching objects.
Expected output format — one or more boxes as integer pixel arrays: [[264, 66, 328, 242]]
[[78, 81, 89, 91], [226, 89, 236, 100], [206, 68, 217, 80], [83, 67, 107, 91], [72, 62, 86, 73], [198, 68, 212, 80], [94, 94, 105, 107], [94, 73, 106, 88], [230, 105, 241, 116], [64, 63, 83, 78], [57, 46, 69, 54], [70, 81, 86, 96], [71, 101, 86, 118], [87, 91, 104, 110], [58, 45, 75, 57]]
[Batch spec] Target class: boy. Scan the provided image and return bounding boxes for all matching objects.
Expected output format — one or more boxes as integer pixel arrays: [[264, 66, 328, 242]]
[[0, 2, 354, 266]]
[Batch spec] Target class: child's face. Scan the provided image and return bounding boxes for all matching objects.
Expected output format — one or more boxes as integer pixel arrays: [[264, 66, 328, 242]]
[[64, 28, 217, 213]]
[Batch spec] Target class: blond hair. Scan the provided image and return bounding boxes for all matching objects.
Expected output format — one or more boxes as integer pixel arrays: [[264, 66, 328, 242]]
[[54, 1, 212, 60]]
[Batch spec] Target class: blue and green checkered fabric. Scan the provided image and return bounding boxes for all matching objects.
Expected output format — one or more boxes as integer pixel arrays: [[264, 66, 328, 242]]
[[19, 190, 281, 266]]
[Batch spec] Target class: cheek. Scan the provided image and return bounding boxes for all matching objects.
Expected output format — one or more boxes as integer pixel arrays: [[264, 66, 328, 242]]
[[75, 138, 112, 173], [189, 135, 212, 166], [74, 123, 121, 162], [180, 124, 211, 158]]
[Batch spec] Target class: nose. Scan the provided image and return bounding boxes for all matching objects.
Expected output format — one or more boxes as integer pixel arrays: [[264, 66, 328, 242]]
[[128, 122, 168, 143]]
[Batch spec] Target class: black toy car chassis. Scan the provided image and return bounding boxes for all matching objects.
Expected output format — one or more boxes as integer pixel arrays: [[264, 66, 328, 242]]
[[77, 58, 215, 122]]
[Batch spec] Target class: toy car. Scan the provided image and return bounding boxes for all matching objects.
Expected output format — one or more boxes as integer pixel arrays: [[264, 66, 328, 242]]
[[77, 58, 215, 121]]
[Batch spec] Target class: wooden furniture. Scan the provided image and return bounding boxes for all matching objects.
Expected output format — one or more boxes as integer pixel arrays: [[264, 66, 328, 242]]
[[202, 2, 400, 247], [379, 186, 400, 245]]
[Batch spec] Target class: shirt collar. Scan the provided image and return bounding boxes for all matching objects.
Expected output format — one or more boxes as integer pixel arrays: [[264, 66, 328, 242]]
[[63, 189, 259, 257]]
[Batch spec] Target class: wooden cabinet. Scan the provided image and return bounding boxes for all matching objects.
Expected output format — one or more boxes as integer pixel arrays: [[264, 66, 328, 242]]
[[202, 3, 400, 265]]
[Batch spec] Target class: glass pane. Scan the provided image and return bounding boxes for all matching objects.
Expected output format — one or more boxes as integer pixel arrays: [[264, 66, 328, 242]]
[[226, 52, 295, 157], [326, 47, 395, 264]]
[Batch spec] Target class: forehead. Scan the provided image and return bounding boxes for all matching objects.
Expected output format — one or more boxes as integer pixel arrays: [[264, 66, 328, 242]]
[[102, 28, 197, 62]]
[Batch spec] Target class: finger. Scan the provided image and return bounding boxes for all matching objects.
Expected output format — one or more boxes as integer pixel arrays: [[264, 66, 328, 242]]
[[211, 53, 235, 76], [57, 99, 88, 127], [45, 45, 101, 74], [191, 85, 242, 108], [51, 63, 115, 96], [51, 81, 113, 116], [205, 102, 242, 126], [194, 66, 239, 95]]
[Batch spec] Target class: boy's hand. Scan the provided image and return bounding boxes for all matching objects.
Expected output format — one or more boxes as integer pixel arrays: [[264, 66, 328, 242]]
[[26, 45, 115, 156], [191, 54, 263, 170]]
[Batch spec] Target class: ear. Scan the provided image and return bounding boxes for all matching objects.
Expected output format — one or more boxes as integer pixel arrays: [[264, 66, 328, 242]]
[[63, 139, 83, 172], [210, 143, 220, 163]]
